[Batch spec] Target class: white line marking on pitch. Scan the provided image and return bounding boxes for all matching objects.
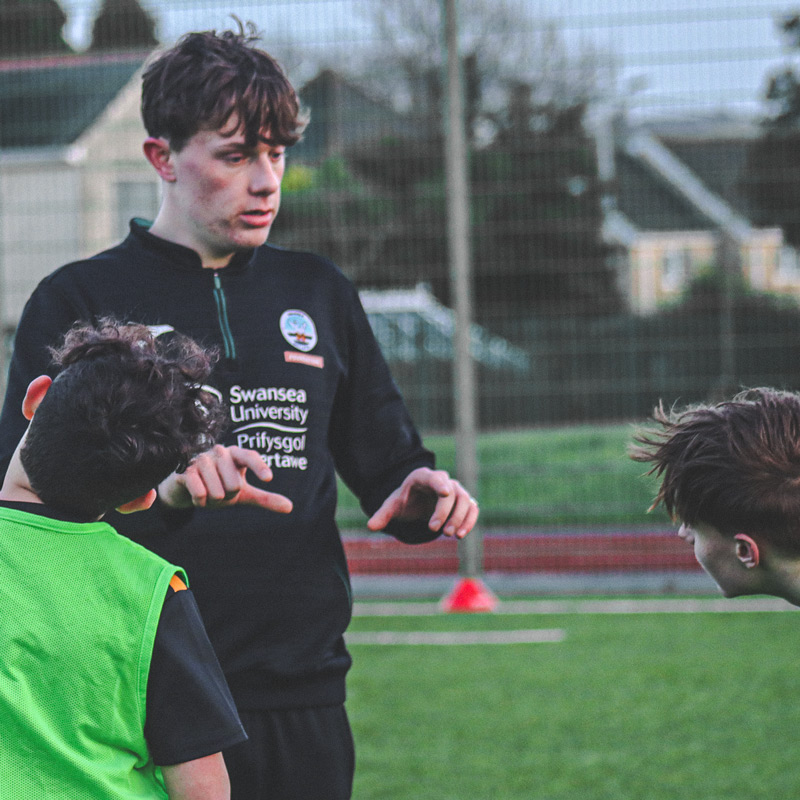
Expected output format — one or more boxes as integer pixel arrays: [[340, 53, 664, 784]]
[[345, 629, 566, 645]]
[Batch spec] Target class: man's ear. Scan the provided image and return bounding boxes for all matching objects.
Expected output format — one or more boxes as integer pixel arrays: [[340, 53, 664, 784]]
[[116, 488, 158, 515], [734, 533, 760, 568], [22, 375, 53, 420], [143, 137, 176, 182]]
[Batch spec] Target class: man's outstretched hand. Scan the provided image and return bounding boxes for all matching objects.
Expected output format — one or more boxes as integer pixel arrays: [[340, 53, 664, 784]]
[[366, 467, 479, 538], [158, 445, 293, 513]]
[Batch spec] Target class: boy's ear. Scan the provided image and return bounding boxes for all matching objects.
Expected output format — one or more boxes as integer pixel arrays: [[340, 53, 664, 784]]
[[143, 137, 176, 182], [734, 533, 760, 568], [116, 488, 158, 515], [22, 375, 53, 420]]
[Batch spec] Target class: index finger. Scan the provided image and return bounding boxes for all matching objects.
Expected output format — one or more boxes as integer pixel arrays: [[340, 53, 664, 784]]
[[239, 484, 294, 514], [228, 446, 273, 483], [428, 486, 457, 532]]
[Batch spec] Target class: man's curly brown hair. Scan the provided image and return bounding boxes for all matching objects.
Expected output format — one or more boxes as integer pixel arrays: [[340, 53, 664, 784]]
[[141, 20, 308, 151]]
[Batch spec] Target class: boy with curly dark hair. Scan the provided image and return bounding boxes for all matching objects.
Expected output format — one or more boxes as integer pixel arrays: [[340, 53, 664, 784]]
[[0, 319, 247, 799]]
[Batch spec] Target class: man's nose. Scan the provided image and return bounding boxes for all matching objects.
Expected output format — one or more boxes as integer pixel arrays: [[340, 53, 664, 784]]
[[251, 156, 280, 194]]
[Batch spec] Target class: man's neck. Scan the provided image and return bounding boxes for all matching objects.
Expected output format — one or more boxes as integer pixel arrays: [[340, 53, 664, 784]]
[[148, 217, 233, 270]]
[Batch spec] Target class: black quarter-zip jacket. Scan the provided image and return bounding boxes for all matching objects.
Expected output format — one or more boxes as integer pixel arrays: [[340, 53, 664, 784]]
[[0, 221, 437, 710]]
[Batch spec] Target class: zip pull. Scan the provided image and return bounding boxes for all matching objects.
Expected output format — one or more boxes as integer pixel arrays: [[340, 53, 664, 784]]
[[212, 270, 237, 360]]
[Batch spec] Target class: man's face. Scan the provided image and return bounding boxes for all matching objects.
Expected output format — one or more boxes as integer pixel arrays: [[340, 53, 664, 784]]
[[678, 523, 761, 597], [163, 123, 286, 265]]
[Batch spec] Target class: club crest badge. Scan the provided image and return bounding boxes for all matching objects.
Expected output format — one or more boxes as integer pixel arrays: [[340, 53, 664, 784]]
[[280, 309, 318, 352]]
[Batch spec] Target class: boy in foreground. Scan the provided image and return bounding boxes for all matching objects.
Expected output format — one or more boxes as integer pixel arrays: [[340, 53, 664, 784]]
[[0, 319, 247, 798], [631, 388, 800, 605]]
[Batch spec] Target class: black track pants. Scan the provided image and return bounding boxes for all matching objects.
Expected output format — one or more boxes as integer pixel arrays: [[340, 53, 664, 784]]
[[224, 705, 355, 800]]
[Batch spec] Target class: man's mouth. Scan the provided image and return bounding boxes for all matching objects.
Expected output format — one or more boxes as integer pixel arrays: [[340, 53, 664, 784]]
[[240, 209, 273, 227]]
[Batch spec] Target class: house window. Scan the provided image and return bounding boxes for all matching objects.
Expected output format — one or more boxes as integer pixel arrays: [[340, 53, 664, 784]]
[[747, 245, 766, 289], [661, 248, 689, 292], [778, 246, 800, 282], [116, 181, 160, 239]]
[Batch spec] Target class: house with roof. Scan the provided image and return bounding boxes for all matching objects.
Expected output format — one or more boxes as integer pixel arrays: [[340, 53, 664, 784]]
[[290, 79, 798, 318], [599, 113, 797, 315], [0, 50, 154, 328], [4, 45, 799, 336], [0, 62, 416, 334]]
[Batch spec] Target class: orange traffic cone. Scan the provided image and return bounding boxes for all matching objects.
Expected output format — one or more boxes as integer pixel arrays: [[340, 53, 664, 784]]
[[441, 576, 498, 613]]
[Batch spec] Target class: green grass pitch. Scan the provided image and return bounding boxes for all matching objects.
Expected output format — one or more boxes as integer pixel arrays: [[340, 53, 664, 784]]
[[347, 603, 800, 799]]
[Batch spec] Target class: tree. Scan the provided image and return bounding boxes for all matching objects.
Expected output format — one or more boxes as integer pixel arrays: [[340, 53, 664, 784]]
[[746, 12, 800, 246], [0, 0, 72, 56], [353, 0, 614, 147], [336, 0, 620, 319], [274, 2, 621, 319], [89, 0, 157, 52], [471, 102, 620, 319], [274, 157, 402, 286]]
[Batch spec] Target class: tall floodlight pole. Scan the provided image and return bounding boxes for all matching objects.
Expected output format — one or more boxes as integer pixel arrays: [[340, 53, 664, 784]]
[[440, 0, 495, 611]]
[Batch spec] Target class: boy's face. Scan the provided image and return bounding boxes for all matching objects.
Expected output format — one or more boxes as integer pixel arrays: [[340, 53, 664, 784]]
[[679, 523, 762, 597], [163, 120, 286, 264]]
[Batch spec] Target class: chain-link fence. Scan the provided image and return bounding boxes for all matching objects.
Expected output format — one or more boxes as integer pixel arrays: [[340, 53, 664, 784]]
[[2, 0, 797, 586]]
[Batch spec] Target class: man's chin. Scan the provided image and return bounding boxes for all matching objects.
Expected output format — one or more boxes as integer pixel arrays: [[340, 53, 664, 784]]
[[243, 226, 272, 243], [230, 219, 273, 243]]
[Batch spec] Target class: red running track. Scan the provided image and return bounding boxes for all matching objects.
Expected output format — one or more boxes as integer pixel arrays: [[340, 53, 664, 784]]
[[342, 530, 700, 575]]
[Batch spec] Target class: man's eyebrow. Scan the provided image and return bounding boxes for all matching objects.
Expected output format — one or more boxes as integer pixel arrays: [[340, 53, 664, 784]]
[[215, 135, 285, 152], [215, 140, 251, 152]]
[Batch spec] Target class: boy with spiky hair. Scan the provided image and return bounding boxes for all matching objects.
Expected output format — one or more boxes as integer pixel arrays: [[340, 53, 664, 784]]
[[0, 319, 246, 798], [631, 388, 800, 605]]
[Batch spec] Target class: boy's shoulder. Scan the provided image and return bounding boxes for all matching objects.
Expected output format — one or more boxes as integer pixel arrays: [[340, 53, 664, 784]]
[[0, 503, 179, 573]]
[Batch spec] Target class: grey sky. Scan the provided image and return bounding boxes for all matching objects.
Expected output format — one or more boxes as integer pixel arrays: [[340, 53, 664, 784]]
[[60, 0, 793, 116], [547, 0, 791, 114]]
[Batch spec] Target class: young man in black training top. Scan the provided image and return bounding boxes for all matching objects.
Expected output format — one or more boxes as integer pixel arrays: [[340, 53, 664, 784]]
[[0, 23, 479, 800], [0, 319, 247, 799]]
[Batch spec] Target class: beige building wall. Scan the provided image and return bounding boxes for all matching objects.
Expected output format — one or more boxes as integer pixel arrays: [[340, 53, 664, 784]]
[[742, 228, 800, 297], [627, 228, 800, 314], [628, 231, 716, 314], [75, 76, 160, 257], [0, 157, 81, 325]]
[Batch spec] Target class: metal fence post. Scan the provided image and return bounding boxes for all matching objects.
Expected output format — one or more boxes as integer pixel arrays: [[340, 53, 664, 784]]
[[440, 0, 495, 611]]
